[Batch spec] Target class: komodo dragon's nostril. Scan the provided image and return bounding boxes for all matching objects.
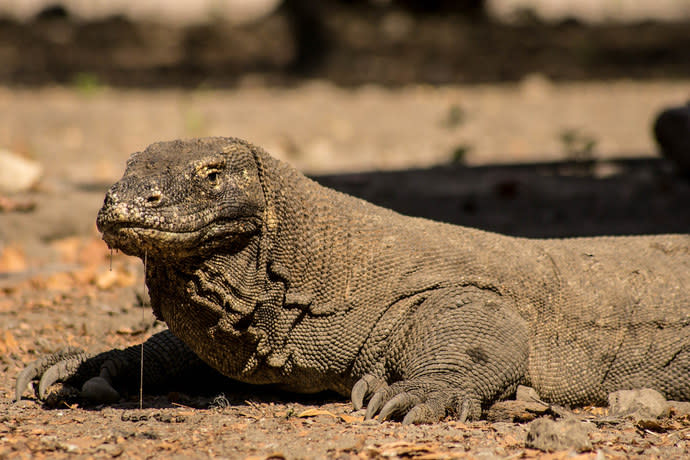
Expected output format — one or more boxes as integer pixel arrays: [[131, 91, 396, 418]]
[[145, 191, 163, 206], [102, 190, 119, 208]]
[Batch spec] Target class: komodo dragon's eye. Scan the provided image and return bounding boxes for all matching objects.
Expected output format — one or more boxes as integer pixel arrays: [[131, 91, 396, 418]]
[[206, 171, 219, 184], [197, 163, 225, 186]]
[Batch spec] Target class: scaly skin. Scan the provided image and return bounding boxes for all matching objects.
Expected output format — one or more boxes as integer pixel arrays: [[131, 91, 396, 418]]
[[16, 137, 690, 424]]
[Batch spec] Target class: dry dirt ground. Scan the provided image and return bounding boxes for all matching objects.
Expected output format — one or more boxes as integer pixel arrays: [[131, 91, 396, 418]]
[[1, 80, 690, 459]]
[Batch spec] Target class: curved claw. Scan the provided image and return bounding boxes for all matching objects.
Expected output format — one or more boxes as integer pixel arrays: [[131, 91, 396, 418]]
[[16, 363, 42, 402], [379, 393, 421, 421], [38, 355, 90, 399], [360, 376, 483, 424], [402, 403, 443, 425], [351, 380, 368, 411], [351, 374, 387, 411], [455, 397, 475, 423], [15, 347, 84, 402], [378, 392, 420, 421], [364, 391, 386, 420]]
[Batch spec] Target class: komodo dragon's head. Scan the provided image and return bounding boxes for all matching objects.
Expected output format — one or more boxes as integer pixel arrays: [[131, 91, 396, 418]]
[[97, 137, 266, 260]]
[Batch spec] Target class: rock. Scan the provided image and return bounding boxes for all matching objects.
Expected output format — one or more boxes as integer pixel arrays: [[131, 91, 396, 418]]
[[525, 417, 593, 452], [654, 102, 690, 174], [97, 443, 124, 457], [0, 149, 42, 193], [669, 401, 690, 417], [608, 389, 670, 420], [487, 385, 576, 422], [486, 400, 550, 423], [515, 385, 541, 402]]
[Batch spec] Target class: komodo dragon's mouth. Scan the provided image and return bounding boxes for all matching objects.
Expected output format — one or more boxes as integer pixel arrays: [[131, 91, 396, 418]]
[[99, 222, 204, 257], [99, 217, 261, 258]]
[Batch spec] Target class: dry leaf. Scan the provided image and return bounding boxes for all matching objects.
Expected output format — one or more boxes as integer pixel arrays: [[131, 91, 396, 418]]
[[43, 272, 75, 291], [338, 414, 363, 423], [0, 245, 27, 272], [265, 453, 286, 460], [297, 408, 337, 418], [447, 421, 471, 430], [538, 451, 580, 460], [71, 267, 96, 285], [416, 453, 457, 460], [78, 238, 110, 267], [583, 406, 608, 416], [50, 237, 82, 264], [51, 237, 111, 267], [95, 268, 135, 289], [379, 441, 434, 457], [0, 330, 19, 353], [116, 322, 152, 335], [225, 422, 248, 432], [65, 436, 99, 449], [155, 441, 178, 451]]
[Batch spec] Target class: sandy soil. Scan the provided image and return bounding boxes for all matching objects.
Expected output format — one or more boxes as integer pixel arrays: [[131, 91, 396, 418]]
[[1, 81, 690, 459]]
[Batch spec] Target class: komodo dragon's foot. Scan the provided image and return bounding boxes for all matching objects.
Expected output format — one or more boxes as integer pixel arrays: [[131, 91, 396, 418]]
[[16, 330, 223, 405], [15, 347, 123, 404], [351, 373, 481, 424], [349, 289, 529, 424]]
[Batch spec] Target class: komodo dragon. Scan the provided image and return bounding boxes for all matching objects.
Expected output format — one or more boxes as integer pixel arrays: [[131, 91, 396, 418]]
[[16, 137, 690, 424]]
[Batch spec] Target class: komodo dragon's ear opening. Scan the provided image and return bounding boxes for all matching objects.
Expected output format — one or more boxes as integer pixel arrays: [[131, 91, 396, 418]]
[[244, 141, 279, 235]]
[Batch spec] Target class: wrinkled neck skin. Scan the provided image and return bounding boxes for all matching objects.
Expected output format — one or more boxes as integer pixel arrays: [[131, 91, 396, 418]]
[[145, 152, 395, 394]]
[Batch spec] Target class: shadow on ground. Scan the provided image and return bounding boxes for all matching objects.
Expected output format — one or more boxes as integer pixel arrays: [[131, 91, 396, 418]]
[[316, 157, 689, 238]]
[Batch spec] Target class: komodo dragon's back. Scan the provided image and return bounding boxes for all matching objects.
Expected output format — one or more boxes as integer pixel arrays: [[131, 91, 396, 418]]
[[16, 137, 690, 424]]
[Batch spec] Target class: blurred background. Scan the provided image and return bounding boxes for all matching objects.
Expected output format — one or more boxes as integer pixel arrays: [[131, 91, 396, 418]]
[[0, 0, 689, 243], [1, 0, 690, 86]]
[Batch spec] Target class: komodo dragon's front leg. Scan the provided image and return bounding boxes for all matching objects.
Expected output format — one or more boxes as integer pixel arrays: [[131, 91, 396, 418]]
[[352, 287, 530, 424], [15, 330, 223, 403]]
